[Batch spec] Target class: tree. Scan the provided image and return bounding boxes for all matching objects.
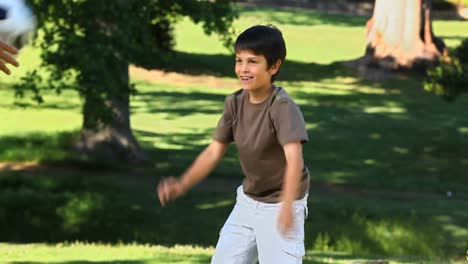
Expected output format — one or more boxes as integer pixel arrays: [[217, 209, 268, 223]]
[[363, 0, 447, 72], [17, 0, 236, 162]]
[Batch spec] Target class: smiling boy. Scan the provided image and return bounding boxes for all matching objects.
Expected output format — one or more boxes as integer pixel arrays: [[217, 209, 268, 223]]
[[158, 25, 310, 264]]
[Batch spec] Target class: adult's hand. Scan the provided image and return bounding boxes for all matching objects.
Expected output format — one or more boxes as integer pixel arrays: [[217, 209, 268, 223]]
[[0, 40, 19, 75]]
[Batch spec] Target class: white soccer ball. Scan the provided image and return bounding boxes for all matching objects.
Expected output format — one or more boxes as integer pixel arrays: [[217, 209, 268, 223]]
[[0, 0, 36, 49]]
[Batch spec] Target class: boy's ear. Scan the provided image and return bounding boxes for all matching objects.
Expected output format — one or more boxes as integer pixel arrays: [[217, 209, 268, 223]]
[[269, 59, 282, 75]]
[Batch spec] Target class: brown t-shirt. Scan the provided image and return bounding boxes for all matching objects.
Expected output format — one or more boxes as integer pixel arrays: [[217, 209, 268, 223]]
[[213, 85, 310, 203]]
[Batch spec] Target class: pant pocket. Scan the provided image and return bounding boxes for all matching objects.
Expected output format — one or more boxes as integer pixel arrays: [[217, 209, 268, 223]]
[[281, 206, 306, 258], [281, 239, 305, 258]]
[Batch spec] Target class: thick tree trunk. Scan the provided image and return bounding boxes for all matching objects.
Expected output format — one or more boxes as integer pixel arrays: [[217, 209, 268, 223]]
[[364, 0, 446, 71], [75, 59, 148, 163], [74, 6, 148, 164]]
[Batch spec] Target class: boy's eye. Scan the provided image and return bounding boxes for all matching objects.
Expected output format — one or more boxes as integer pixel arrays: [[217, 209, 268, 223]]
[[248, 60, 256, 64], [235, 59, 242, 63]]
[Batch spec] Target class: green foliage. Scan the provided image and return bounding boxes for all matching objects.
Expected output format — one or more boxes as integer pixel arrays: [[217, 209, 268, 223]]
[[424, 38, 468, 101], [15, 0, 236, 127]]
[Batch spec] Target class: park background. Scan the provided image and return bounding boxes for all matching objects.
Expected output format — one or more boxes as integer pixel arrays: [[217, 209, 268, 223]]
[[1, 0, 468, 263]]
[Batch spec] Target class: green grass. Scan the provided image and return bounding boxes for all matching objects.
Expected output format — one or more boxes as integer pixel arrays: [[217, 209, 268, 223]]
[[3, 76, 468, 192], [175, 7, 468, 63], [1, 171, 466, 262], [1, 5, 468, 263], [1, 243, 444, 264]]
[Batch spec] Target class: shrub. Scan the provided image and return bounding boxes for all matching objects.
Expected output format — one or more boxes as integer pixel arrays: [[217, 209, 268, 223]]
[[424, 38, 468, 101]]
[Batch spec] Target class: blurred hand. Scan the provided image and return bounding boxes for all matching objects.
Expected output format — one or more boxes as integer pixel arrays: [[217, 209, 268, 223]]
[[157, 177, 187, 207], [0, 40, 19, 75], [278, 203, 294, 236]]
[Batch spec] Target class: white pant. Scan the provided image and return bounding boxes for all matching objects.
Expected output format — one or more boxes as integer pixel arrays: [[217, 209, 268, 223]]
[[211, 186, 308, 264]]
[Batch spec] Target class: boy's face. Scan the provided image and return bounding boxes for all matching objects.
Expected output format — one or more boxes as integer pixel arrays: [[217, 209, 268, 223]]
[[235, 49, 280, 92]]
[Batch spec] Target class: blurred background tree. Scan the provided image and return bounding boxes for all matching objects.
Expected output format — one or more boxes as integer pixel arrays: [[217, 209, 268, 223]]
[[364, 0, 446, 72], [16, 0, 236, 163]]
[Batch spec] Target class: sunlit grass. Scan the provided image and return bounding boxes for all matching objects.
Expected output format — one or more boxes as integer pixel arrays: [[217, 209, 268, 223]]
[[1, 243, 213, 263], [175, 6, 468, 63], [2, 242, 448, 264]]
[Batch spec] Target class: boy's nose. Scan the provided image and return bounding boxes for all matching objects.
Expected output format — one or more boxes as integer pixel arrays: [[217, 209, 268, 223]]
[[241, 64, 249, 72]]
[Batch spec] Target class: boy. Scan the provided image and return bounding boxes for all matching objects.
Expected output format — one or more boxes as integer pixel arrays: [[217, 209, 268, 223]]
[[157, 24, 310, 264]]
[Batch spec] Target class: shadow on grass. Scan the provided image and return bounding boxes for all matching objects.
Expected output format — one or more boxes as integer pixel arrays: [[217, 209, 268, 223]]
[[0, 85, 81, 111], [146, 51, 351, 82], [1, 134, 467, 260], [246, 7, 369, 27], [132, 90, 226, 117], [1, 125, 467, 259], [297, 78, 468, 192], [234, 5, 370, 27], [1, 73, 468, 192], [1, 167, 467, 260], [0, 132, 77, 162]]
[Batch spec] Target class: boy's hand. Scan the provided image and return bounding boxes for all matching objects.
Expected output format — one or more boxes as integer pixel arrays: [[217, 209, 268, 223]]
[[278, 202, 294, 236], [0, 40, 19, 75], [157, 177, 187, 207]]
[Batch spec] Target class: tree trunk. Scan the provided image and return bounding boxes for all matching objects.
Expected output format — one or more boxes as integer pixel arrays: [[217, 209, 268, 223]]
[[364, 0, 446, 71], [73, 5, 148, 164], [458, 0, 468, 18], [75, 59, 148, 163]]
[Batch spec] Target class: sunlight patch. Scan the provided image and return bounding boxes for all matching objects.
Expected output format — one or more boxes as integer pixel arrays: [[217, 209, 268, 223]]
[[306, 123, 319, 130], [324, 171, 354, 184], [458, 127, 468, 134], [392, 147, 409, 154], [363, 159, 377, 165], [364, 106, 407, 114], [436, 215, 468, 240], [197, 199, 233, 210], [305, 85, 353, 96]]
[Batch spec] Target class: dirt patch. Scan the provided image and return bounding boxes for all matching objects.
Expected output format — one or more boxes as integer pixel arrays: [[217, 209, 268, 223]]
[[0, 161, 40, 171], [130, 66, 238, 89]]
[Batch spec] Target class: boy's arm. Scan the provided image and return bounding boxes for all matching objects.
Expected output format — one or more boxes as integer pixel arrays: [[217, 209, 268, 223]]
[[158, 140, 229, 206], [278, 141, 304, 234], [179, 140, 228, 191]]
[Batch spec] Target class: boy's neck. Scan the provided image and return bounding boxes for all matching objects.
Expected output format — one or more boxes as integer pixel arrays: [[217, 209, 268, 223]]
[[248, 84, 273, 104]]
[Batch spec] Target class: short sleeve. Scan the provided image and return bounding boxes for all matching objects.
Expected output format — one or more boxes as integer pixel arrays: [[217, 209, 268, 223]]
[[271, 99, 308, 146], [213, 96, 234, 143]]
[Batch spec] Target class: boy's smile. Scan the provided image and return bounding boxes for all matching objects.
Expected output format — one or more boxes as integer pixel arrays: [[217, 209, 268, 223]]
[[235, 49, 280, 96]]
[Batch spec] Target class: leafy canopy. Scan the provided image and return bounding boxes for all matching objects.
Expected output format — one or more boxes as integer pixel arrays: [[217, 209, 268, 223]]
[[16, 0, 236, 123]]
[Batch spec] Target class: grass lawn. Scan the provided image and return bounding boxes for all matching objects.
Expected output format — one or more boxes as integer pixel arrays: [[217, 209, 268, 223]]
[[1, 5, 468, 263], [1, 170, 467, 263], [2, 243, 458, 264]]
